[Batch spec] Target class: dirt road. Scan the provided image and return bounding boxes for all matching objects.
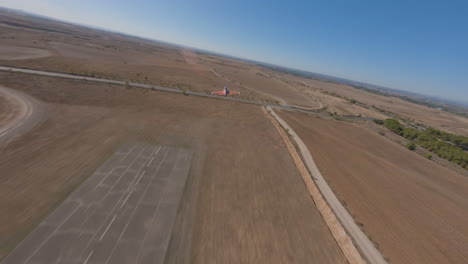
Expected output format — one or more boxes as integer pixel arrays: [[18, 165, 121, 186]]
[[279, 110, 468, 264], [0, 66, 328, 115], [0, 85, 44, 144], [0, 45, 51, 61], [0, 74, 347, 263], [0, 66, 263, 106], [268, 106, 387, 264]]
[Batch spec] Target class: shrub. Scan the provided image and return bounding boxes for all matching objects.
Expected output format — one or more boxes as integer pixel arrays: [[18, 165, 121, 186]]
[[373, 119, 384, 125], [402, 128, 420, 140], [384, 119, 403, 135], [425, 153, 433, 159], [406, 142, 416, 151]]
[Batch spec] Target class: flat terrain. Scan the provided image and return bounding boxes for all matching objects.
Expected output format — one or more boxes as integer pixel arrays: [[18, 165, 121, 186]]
[[0, 87, 17, 129], [0, 45, 51, 60], [0, 85, 44, 144], [279, 110, 468, 264], [0, 11, 273, 104], [3, 144, 192, 264], [3, 8, 468, 136], [2, 8, 468, 264], [268, 70, 468, 135], [0, 72, 346, 263]]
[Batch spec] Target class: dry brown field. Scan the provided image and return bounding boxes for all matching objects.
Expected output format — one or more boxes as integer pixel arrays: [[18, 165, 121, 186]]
[[2, 8, 468, 264], [268, 69, 468, 135], [0, 72, 346, 263], [279, 110, 468, 264], [0, 11, 273, 104], [3, 9, 468, 136], [0, 89, 15, 126]]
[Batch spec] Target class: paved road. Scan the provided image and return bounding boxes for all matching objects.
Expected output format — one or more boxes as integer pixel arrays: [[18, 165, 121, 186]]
[[0, 66, 325, 113], [2, 143, 193, 264], [267, 106, 388, 264], [0, 85, 45, 145]]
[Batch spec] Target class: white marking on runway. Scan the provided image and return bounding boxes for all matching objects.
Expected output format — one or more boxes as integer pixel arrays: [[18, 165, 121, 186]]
[[96, 169, 114, 189], [135, 171, 146, 185], [99, 215, 117, 241], [24, 205, 80, 264], [83, 250, 94, 264], [104, 150, 169, 264]]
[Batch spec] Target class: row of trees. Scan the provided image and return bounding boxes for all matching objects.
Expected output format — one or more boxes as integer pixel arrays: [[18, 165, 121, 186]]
[[381, 119, 468, 169], [425, 128, 468, 148]]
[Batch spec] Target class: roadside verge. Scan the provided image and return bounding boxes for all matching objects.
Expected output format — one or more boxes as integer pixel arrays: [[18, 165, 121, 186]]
[[264, 106, 387, 264]]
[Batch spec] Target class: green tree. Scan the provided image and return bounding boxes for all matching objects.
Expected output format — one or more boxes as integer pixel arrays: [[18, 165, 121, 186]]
[[384, 119, 404, 135]]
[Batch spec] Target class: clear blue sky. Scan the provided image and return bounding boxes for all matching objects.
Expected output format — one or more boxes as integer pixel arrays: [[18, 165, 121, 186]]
[[1, 0, 467, 102]]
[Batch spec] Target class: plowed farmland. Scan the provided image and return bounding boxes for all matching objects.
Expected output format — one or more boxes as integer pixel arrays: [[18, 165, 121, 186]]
[[278, 110, 468, 264], [0, 73, 346, 263]]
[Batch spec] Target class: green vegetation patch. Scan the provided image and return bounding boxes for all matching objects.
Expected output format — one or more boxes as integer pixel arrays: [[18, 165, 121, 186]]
[[406, 142, 417, 151], [384, 119, 468, 169]]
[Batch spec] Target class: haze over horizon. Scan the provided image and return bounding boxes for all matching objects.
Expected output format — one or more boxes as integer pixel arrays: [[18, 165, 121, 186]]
[[1, 0, 467, 103]]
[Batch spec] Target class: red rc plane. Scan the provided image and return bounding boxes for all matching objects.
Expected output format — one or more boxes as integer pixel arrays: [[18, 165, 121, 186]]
[[210, 86, 240, 96]]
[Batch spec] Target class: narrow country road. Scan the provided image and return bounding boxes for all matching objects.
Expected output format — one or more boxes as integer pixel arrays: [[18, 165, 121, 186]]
[[267, 106, 388, 264], [1, 65, 384, 262], [0, 66, 324, 113]]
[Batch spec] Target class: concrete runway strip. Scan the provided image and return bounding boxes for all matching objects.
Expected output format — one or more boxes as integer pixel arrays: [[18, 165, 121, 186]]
[[1, 143, 193, 264]]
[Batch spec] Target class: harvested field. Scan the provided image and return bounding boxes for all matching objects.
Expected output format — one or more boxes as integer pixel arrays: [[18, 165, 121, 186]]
[[0, 45, 51, 60], [0, 87, 16, 127], [270, 70, 468, 136], [279, 110, 468, 264], [0, 85, 45, 143], [204, 61, 316, 107], [4, 8, 468, 263], [3, 8, 468, 135], [0, 72, 346, 263], [0, 11, 272, 103]]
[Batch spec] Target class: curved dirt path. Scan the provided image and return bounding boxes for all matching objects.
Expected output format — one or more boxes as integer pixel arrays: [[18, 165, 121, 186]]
[[0, 86, 45, 144], [0, 45, 51, 60], [209, 68, 289, 105], [266, 106, 388, 264], [274, 78, 323, 110]]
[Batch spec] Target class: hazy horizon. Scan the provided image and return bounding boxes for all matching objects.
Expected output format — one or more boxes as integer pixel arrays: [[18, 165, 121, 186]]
[[1, 0, 467, 103]]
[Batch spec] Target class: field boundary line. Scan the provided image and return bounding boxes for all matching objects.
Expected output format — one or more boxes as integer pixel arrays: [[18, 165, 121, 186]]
[[0, 66, 325, 113], [263, 106, 375, 264]]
